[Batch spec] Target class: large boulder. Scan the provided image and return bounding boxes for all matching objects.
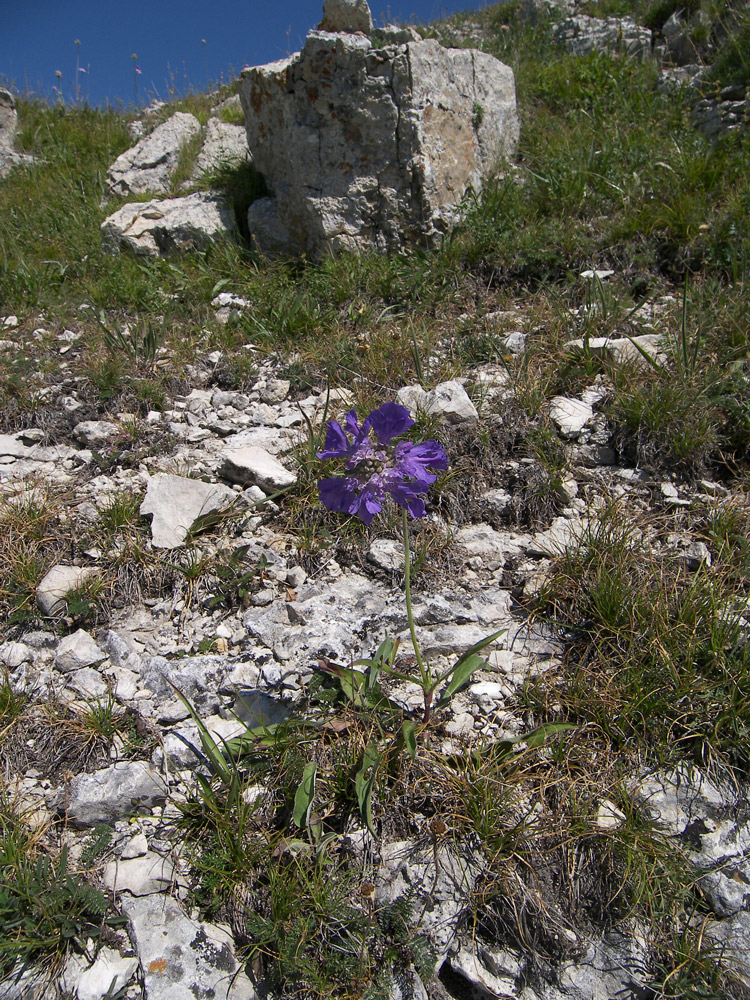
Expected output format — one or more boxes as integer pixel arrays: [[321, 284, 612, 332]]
[[238, 14, 518, 256], [106, 111, 201, 197], [101, 191, 236, 257]]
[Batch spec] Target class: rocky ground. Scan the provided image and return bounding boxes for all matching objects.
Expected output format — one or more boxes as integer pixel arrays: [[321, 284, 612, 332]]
[[2, 291, 750, 1000]]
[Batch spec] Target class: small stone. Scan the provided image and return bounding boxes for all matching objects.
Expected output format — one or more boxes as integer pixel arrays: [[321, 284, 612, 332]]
[[121, 832, 149, 859], [367, 538, 404, 571], [596, 799, 626, 830], [220, 445, 296, 492], [259, 379, 290, 404], [36, 565, 99, 616], [102, 851, 177, 895], [122, 894, 255, 1000], [76, 947, 138, 1000], [140, 473, 236, 549], [73, 420, 119, 445], [53, 629, 105, 673], [424, 381, 478, 424], [68, 667, 109, 699], [65, 761, 168, 828], [549, 396, 593, 438], [0, 641, 33, 668]]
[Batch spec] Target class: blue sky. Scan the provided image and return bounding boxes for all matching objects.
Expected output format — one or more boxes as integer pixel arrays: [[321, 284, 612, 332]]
[[2, 0, 489, 108]]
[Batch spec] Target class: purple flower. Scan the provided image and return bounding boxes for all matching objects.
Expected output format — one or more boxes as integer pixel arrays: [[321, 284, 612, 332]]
[[317, 402, 447, 524]]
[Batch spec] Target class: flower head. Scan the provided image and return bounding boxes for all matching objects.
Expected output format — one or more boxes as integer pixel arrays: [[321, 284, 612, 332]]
[[317, 402, 447, 524]]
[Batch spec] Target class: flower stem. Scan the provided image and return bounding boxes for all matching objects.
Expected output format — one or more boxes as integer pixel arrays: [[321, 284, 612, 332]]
[[402, 510, 431, 722]]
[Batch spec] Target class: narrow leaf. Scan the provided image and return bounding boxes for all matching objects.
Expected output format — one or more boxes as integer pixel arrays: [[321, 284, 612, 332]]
[[435, 653, 485, 710], [402, 720, 418, 760], [293, 762, 317, 829]]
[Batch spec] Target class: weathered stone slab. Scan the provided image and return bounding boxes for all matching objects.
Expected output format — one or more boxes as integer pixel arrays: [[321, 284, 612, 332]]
[[65, 761, 167, 827], [101, 191, 236, 257], [140, 473, 236, 549], [122, 893, 256, 1000]]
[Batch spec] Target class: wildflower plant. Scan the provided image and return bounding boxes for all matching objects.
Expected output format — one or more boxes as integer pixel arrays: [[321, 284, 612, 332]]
[[318, 402, 503, 724]]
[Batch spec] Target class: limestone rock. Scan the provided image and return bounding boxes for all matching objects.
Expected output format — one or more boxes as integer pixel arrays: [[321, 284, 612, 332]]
[[140, 473, 236, 549], [377, 839, 484, 966], [320, 0, 373, 34], [53, 629, 106, 673], [0, 88, 35, 179], [101, 191, 236, 257], [36, 565, 99, 616], [106, 111, 201, 196], [239, 32, 517, 255], [191, 118, 250, 180], [76, 948, 138, 1000], [122, 893, 256, 1000], [549, 396, 594, 438], [102, 851, 178, 895], [73, 420, 119, 445], [396, 380, 478, 424], [555, 15, 652, 59], [65, 761, 168, 827], [220, 445, 296, 492], [0, 88, 17, 155], [367, 538, 405, 571]]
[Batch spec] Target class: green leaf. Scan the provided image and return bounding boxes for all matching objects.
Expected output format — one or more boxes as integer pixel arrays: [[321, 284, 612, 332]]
[[401, 719, 418, 760], [435, 653, 485, 709], [293, 762, 317, 829], [355, 743, 380, 836]]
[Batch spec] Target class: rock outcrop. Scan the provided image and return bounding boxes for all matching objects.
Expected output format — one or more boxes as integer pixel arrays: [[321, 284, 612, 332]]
[[238, 3, 518, 256]]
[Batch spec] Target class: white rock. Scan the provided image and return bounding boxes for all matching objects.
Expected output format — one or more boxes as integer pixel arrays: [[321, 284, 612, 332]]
[[424, 381, 478, 424], [0, 641, 33, 668], [103, 851, 177, 895], [367, 538, 404, 571], [73, 421, 119, 445], [121, 893, 256, 999], [53, 629, 105, 673], [106, 112, 202, 197], [140, 473, 237, 549], [101, 192, 236, 257], [76, 948, 138, 1000], [68, 668, 109, 699], [220, 445, 296, 493], [548, 396, 593, 438], [239, 34, 517, 256], [120, 832, 149, 859], [66, 761, 168, 827], [191, 118, 249, 180], [36, 565, 99, 616], [320, 0, 373, 33]]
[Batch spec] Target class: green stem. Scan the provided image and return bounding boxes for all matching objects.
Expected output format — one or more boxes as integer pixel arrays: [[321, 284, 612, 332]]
[[402, 509, 432, 720]]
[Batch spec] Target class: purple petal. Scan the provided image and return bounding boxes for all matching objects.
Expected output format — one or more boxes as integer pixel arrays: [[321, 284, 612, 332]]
[[317, 420, 351, 460], [344, 410, 361, 437], [352, 489, 383, 524], [394, 440, 448, 483], [319, 476, 358, 514], [387, 481, 427, 519], [366, 402, 414, 445]]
